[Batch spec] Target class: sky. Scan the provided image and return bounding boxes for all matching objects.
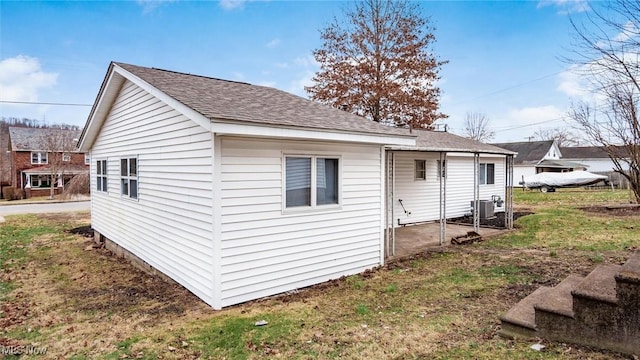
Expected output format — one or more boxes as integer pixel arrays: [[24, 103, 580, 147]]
[[0, 0, 602, 142]]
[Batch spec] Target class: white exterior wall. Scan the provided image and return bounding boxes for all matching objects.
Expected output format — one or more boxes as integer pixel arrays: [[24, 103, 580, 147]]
[[89, 80, 216, 306], [513, 165, 536, 187], [391, 151, 506, 227], [219, 137, 384, 307], [566, 159, 621, 172]]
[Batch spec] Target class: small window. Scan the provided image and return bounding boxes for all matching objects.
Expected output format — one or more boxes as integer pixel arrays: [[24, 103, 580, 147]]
[[120, 157, 138, 199], [285, 155, 339, 209], [96, 160, 107, 193], [85, 153, 90, 165], [31, 152, 48, 164], [62, 153, 71, 162], [414, 160, 426, 180], [480, 163, 495, 185]]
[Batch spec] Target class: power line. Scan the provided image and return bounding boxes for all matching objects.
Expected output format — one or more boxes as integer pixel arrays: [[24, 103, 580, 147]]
[[448, 70, 568, 107], [0, 100, 92, 107]]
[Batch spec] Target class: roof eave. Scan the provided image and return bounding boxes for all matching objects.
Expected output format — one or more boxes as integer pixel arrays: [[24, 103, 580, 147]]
[[211, 119, 416, 146]]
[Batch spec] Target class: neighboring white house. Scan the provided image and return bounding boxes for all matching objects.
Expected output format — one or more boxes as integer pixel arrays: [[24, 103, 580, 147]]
[[78, 62, 514, 309], [492, 140, 585, 186], [560, 146, 630, 173]]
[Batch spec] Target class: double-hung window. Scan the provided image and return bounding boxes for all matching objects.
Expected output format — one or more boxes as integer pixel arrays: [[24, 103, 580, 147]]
[[285, 155, 339, 209], [31, 151, 48, 164], [120, 157, 138, 199], [479, 163, 495, 185], [96, 160, 107, 192], [414, 160, 426, 180], [85, 153, 90, 165]]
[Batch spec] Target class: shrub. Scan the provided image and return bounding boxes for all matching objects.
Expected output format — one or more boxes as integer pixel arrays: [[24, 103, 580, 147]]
[[62, 173, 90, 198], [2, 187, 24, 201]]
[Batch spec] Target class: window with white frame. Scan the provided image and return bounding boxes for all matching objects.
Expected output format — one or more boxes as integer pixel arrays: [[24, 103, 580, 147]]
[[414, 160, 426, 180], [62, 153, 71, 162], [85, 153, 90, 165], [31, 152, 48, 164], [285, 155, 339, 209], [29, 175, 51, 188], [96, 160, 107, 192], [120, 157, 138, 199], [480, 163, 495, 185]]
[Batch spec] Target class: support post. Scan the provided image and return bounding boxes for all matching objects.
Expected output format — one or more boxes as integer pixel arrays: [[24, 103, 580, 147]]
[[439, 152, 447, 246], [505, 154, 514, 230]]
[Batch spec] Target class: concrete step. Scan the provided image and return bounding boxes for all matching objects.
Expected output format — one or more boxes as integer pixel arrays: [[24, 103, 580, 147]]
[[615, 251, 640, 316], [616, 251, 640, 284], [534, 274, 584, 318], [572, 264, 621, 304], [499, 286, 551, 339]]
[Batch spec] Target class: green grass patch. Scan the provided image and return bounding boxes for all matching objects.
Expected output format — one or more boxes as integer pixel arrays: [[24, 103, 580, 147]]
[[485, 206, 640, 252], [0, 215, 58, 299], [190, 313, 299, 359]]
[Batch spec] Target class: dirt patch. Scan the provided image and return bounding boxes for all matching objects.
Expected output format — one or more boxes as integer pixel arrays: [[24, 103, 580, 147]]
[[449, 211, 534, 228], [66, 225, 93, 238], [580, 204, 640, 217]]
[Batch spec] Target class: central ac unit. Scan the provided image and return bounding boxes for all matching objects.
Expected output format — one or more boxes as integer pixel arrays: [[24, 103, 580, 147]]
[[470, 200, 495, 219]]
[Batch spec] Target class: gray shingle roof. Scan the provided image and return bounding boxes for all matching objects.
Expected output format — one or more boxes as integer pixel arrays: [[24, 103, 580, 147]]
[[387, 130, 516, 154], [116, 62, 412, 137], [560, 146, 610, 159], [491, 140, 554, 164], [9, 127, 81, 151]]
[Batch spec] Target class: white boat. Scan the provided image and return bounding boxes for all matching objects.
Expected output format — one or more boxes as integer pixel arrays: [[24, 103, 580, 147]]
[[521, 171, 608, 192]]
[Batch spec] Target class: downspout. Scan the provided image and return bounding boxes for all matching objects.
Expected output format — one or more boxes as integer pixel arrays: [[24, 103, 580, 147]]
[[391, 151, 396, 257], [473, 153, 480, 232]]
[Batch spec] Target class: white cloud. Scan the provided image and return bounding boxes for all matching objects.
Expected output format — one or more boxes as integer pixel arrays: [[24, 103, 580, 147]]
[[557, 66, 591, 99], [266, 38, 281, 48], [288, 70, 315, 97], [537, 0, 589, 15], [507, 105, 565, 123], [136, 0, 177, 14], [0, 55, 58, 103], [293, 55, 318, 68], [274, 62, 289, 69], [219, 0, 246, 10]]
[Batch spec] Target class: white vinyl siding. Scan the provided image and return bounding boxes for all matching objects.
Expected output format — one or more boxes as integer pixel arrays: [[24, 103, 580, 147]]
[[220, 137, 383, 307], [392, 152, 506, 226], [89, 80, 216, 307]]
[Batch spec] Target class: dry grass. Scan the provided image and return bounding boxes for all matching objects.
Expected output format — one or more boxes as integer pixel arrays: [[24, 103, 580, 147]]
[[1, 190, 638, 359]]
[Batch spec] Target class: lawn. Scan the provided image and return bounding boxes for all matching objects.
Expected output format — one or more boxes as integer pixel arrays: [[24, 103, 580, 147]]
[[0, 189, 638, 359]]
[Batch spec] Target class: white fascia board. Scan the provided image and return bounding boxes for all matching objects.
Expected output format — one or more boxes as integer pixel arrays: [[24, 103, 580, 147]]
[[386, 145, 516, 155], [112, 65, 213, 133], [211, 121, 416, 146], [78, 70, 123, 152]]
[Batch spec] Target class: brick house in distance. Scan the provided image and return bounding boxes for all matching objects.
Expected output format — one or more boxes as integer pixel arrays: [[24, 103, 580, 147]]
[[7, 127, 89, 198]]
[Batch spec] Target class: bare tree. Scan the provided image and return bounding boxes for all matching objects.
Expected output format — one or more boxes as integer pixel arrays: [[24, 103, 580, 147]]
[[533, 127, 581, 147], [566, 0, 640, 202], [306, 0, 447, 128], [462, 112, 495, 142], [40, 129, 78, 199]]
